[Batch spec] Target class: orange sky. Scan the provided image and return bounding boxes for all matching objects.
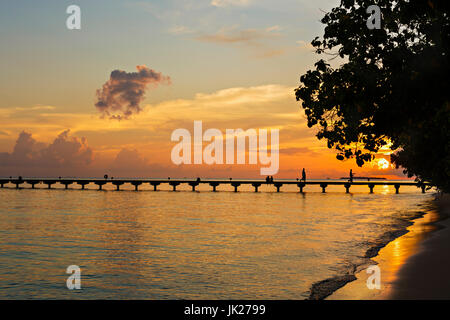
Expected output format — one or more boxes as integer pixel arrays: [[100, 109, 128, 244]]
[[0, 1, 408, 179], [0, 84, 405, 179]]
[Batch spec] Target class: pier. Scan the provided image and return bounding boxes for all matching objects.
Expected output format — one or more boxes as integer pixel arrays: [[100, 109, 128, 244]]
[[0, 177, 430, 193]]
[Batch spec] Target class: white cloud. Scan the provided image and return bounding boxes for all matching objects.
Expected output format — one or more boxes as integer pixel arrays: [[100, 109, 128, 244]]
[[210, 0, 251, 8], [168, 25, 195, 35]]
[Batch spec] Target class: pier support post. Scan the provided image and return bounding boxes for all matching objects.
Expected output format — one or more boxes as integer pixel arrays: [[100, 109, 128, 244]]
[[252, 183, 261, 192], [26, 181, 39, 189], [231, 182, 240, 192], [150, 182, 160, 191], [77, 182, 89, 190], [368, 184, 374, 194], [274, 183, 282, 192], [131, 182, 142, 191], [169, 182, 180, 191], [344, 183, 351, 193], [320, 183, 328, 193], [112, 182, 124, 191], [43, 181, 56, 189], [95, 182, 106, 190], [61, 181, 73, 190], [210, 182, 220, 192], [421, 185, 426, 193], [297, 182, 305, 193], [189, 182, 199, 191], [394, 184, 400, 194]]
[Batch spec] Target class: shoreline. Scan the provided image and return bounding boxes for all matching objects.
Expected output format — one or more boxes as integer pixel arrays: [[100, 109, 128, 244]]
[[308, 209, 424, 300], [327, 193, 449, 300]]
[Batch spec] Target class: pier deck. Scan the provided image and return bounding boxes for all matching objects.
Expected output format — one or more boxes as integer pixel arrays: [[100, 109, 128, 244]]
[[0, 178, 431, 193]]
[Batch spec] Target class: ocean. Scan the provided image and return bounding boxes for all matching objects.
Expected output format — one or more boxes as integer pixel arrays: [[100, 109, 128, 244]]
[[0, 181, 434, 299]]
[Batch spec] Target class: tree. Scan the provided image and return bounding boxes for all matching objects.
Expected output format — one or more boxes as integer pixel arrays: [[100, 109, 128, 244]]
[[296, 0, 449, 192]]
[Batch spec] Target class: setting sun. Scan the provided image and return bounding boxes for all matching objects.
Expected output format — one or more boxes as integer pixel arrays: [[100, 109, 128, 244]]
[[375, 158, 391, 170]]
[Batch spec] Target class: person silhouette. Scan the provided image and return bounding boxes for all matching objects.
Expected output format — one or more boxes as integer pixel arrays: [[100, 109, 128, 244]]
[[266, 176, 270, 184], [349, 169, 354, 183], [302, 168, 306, 182]]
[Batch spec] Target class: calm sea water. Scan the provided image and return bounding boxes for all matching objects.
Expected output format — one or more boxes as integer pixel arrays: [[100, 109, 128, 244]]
[[0, 182, 434, 299]]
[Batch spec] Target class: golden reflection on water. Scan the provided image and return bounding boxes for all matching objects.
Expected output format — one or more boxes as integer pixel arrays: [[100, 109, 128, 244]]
[[380, 185, 390, 195]]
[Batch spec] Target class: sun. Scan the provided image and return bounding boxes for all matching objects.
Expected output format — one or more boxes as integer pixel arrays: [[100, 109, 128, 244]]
[[375, 158, 391, 170]]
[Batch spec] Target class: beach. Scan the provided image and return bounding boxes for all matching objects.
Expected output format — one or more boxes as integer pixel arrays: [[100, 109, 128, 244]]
[[329, 193, 450, 300]]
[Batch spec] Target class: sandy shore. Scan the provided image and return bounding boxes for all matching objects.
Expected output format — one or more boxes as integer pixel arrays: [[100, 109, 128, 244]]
[[329, 193, 450, 300]]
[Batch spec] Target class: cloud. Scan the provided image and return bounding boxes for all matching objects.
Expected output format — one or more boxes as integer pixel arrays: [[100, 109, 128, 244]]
[[14, 105, 57, 111], [296, 40, 315, 51], [210, 0, 251, 7], [281, 147, 319, 156], [0, 130, 93, 174], [95, 65, 171, 120], [168, 25, 195, 35], [266, 25, 282, 32], [108, 148, 175, 177], [194, 25, 284, 58], [112, 148, 149, 169], [196, 26, 280, 46]]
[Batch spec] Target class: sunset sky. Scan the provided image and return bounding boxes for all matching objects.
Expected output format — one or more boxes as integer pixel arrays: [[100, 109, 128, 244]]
[[0, 0, 406, 179]]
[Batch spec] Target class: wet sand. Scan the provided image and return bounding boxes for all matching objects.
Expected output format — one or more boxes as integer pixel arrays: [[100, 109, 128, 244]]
[[329, 193, 450, 300]]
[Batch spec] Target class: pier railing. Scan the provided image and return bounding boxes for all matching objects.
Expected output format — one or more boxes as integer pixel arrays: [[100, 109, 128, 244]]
[[0, 178, 430, 193]]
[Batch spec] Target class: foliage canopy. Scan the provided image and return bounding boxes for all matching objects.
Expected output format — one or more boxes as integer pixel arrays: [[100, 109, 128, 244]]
[[296, 0, 449, 191]]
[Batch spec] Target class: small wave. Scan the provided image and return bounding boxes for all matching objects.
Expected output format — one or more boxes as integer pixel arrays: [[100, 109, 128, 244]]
[[308, 210, 427, 300]]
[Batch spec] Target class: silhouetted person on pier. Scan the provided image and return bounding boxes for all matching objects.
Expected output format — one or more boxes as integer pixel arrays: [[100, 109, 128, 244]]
[[302, 168, 306, 182], [104, 174, 108, 179], [349, 169, 353, 183], [270, 176, 274, 183], [196, 177, 201, 182], [266, 176, 270, 184]]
